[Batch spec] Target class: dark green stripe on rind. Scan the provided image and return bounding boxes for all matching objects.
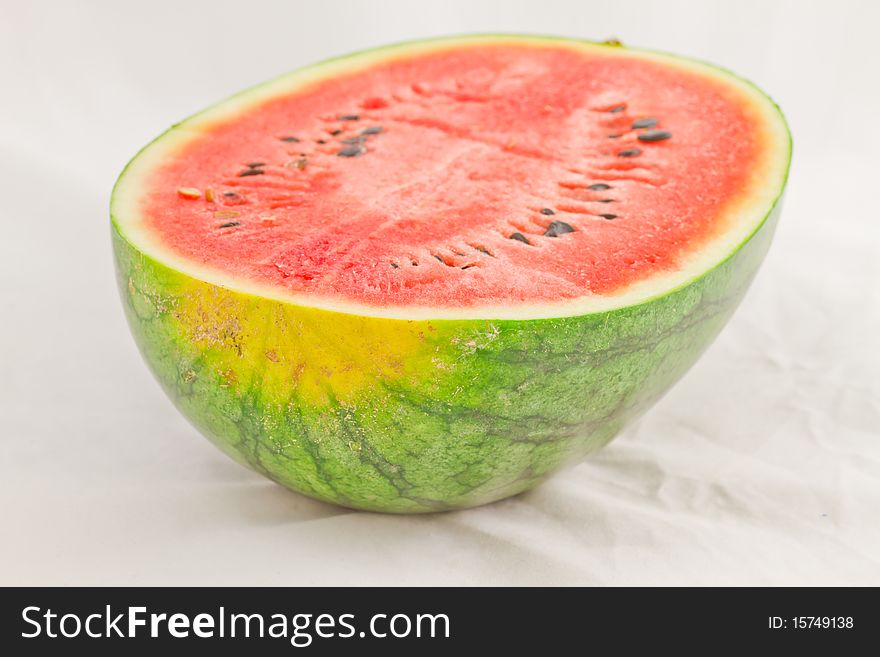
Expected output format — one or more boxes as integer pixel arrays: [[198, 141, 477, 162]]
[[112, 198, 782, 512]]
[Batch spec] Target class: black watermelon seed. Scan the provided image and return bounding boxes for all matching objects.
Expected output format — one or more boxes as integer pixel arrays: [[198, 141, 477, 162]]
[[247, 162, 265, 168], [330, 129, 343, 136], [638, 130, 673, 142], [337, 145, 366, 157], [540, 208, 555, 215], [341, 136, 366, 145], [433, 255, 445, 263], [608, 104, 626, 113], [218, 221, 241, 228], [361, 126, 384, 135], [618, 148, 642, 157], [509, 232, 530, 244], [598, 199, 615, 203], [544, 221, 575, 237], [316, 139, 327, 145], [461, 264, 475, 270], [279, 136, 300, 142], [238, 169, 264, 176], [588, 183, 611, 191], [600, 213, 617, 220], [607, 134, 623, 139], [474, 245, 493, 256], [632, 118, 658, 129], [390, 262, 399, 269], [223, 192, 238, 198], [338, 114, 360, 121]]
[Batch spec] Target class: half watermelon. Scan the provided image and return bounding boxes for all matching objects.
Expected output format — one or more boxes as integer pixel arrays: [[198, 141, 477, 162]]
[[111, 35, 791, 512]]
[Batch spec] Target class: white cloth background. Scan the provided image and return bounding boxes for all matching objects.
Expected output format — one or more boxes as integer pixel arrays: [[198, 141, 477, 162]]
[[1, 0, 878, 585]]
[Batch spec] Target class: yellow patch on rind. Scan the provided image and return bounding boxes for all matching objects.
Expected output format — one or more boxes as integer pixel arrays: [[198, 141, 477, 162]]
[[170, 278, 441, 406]]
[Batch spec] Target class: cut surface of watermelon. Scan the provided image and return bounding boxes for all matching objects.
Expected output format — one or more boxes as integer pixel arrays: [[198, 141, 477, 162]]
[[113, 35, 790, 319]]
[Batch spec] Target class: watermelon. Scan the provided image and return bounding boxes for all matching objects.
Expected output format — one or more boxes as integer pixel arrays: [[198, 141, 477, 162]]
[[111, 35, 791, 512]]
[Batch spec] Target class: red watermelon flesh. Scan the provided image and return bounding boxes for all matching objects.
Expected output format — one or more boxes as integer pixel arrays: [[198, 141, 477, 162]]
[[134, 41, 778, 314]]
